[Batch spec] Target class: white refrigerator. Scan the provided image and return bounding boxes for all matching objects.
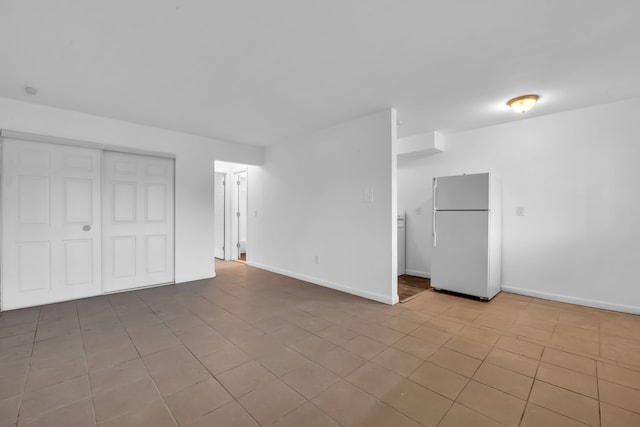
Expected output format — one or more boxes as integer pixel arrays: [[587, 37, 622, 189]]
[[431, 173, 502, 300]]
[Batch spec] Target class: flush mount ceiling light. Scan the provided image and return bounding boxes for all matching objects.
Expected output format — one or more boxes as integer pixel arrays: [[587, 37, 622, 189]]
[[507, 94, 539, 114], [25, 86, 38, 96]]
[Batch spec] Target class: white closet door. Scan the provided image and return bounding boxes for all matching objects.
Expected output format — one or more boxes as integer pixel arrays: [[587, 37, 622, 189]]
[[102, 152, 174, 292], [1, 140, 102, 310]]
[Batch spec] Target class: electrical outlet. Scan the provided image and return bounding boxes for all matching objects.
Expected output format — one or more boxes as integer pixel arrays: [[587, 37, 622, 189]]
[[416, 207, 422, 216], [314, 255, 320, 264], [516, 206, 525, 216]]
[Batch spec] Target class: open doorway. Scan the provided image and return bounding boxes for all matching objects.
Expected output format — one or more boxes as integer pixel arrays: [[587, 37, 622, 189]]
[[214, 161, 250, 263], [396, 156, 431, 303]]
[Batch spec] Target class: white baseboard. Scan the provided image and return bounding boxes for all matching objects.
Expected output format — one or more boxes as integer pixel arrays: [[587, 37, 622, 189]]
[[501, 285, 640, 315], [404, 269, 431, 279], [390, 293, 399, 305], [247, 261, 397, 305]]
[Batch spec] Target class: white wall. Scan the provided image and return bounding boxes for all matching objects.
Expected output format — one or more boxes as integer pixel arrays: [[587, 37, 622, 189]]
[[0, 97, 263, 284], [398, 98, 640, 313], [397, 131, 445, 157], [248, 109, 398, 304]]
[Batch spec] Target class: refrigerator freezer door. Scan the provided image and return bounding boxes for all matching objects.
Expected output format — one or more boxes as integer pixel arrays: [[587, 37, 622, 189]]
[[432, 211, 490, 298], [434, 173, 490, 210]]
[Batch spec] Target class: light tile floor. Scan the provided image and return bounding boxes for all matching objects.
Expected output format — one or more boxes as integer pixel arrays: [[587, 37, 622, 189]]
[[1, 261, 640, 426]]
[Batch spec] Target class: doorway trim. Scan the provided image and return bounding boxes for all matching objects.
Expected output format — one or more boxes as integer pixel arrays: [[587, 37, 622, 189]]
[[214, 172, 226, 260], [214, 162, 249, 262], [232, 169, 248, 261]]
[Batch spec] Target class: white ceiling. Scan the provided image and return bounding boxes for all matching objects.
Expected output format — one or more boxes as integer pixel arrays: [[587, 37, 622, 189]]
[[1, 1, 639, 146]]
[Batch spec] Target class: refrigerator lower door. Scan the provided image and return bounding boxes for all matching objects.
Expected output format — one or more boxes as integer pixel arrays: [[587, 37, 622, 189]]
[[432, 211, 490, 298]]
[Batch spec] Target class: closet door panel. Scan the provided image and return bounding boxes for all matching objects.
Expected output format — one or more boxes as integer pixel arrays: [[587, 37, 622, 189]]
[[102, 152, 174, 293], [2, 140, 102, 310]]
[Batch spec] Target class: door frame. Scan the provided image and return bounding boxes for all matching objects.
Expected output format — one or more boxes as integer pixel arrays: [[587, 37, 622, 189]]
[[214, 171, 226, 260], [214, 162, 249, 262], [232, 169, 248, 261]]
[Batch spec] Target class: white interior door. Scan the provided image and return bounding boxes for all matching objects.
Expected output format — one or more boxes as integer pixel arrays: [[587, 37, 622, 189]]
[[214, 172, 225, 259], [102, 152, 174, 293], [234, 171, 247, 259], [1, 140, 102, 310]]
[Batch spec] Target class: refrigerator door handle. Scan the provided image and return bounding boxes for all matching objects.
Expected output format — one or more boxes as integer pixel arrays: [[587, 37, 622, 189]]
[[432, 211, 437, 247], [432, 177, 437, 210]]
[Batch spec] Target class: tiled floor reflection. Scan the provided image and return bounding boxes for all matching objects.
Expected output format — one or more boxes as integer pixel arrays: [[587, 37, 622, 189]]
[[1, 261, 640, 426]]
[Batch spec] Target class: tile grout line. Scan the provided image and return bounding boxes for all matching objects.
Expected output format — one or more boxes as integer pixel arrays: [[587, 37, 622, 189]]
[[418, 296, 613, 426], [181, 288, 392, 426], [108, 293, 180, 427], [518, 345, 543, 427], [403, 304, 602, 426], [15, 304, 91, 424], [13, 306, 40, 426], [418, 296, 636, 374], [596, 358, 602, 427], [77, 301, 100, 427], [438, 332, 522, 426], [145, 289, 272, 427]]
